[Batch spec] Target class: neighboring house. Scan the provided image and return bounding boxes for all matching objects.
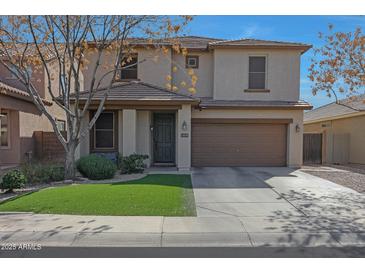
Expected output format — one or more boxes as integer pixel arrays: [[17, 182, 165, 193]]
[[0, 62, 65, 168], [75, 36, 312, 169], [303, 94, 365, 165]]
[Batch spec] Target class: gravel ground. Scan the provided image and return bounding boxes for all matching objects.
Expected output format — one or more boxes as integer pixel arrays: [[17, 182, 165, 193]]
[[301, 164, 365, 193]]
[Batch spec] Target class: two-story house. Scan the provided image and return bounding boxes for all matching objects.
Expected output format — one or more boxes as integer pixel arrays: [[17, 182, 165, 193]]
[[75, 36, 312, 170]]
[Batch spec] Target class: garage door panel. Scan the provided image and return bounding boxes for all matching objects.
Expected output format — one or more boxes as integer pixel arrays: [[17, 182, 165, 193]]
[[192, 146, 286, 154], [191, 122, 287, 167]]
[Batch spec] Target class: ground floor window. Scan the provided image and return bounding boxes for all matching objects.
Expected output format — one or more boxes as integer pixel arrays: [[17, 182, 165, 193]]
[[0, 110, 9, 148], [93, 112, 115, 150]]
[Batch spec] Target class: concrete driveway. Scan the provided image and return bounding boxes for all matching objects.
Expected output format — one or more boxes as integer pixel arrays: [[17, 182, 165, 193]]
[[0, 167, 364, 248], [192, 167, 365, 246]]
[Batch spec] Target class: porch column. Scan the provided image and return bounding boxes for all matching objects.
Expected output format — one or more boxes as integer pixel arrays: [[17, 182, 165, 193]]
[[122, 109, 137, 156], [118, 110, 123, 155], [177, 104, 191, 171], [136, 111, 151, 167], [287, 113, 303, 168]]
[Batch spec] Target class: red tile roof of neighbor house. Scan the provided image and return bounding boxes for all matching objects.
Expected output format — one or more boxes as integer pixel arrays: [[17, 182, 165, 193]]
[[0, 79, 52, 106], [304, 94, 365, 123], [72, 81, 199, 104]]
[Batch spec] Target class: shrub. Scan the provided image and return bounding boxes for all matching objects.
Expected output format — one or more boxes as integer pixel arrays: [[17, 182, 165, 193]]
[[76, 154, 117, 180], [118, 153, 149, 174], [21, 163, 64, 184], [0, 170, 26, 192]]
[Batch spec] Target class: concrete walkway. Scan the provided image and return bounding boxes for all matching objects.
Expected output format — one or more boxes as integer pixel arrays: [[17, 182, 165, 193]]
[[1, 167, 365, 247]]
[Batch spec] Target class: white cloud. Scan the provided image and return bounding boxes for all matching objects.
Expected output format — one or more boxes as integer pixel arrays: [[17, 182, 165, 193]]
[[242, 24, 259, 37], [231, 24, 274, 39]]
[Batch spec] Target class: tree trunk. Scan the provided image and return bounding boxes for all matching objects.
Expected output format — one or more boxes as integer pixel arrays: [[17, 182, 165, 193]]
[[64, 143, 77, 180]]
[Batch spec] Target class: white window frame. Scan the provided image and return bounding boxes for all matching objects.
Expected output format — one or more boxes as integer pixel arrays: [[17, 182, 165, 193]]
[[93, 112, 115, 150], [0, 110, 10, 149], [55, 119, 66, 132], [247, 54, 268, 90], [186, 56, 199, 69]]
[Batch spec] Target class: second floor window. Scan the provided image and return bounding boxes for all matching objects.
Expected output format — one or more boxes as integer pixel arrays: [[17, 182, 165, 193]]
[[120, 54, 138, 80], [248, 56, 266, 89]]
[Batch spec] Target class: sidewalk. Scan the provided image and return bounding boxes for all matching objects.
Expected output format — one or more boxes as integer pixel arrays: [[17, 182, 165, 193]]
[[1, 213, 364, 247]]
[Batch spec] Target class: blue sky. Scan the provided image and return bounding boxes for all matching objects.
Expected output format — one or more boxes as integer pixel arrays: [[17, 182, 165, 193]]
[[184, 15, 365, 108]]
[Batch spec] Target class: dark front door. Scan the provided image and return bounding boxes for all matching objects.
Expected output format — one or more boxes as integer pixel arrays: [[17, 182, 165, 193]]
[[153, 113, 175, 163], [303, 133, 323, 164]]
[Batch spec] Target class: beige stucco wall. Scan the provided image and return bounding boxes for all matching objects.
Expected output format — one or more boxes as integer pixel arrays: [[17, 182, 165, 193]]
[[136, 110, 152, 166], [137, 48, 172, 88], [176, 104, 192, 170], [17, 62, 66, 163], [122, 109, 137, 156], [172, 51, 214, 98], [83, 48, 172, 89], [192, 108, 304, 167], [82, 47, 303, 103], [304, 115, 365, 164], [213, 49, 301, 101]]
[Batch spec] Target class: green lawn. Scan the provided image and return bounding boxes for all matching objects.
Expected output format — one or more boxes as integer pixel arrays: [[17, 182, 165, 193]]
[[0, 175, 196, 216]]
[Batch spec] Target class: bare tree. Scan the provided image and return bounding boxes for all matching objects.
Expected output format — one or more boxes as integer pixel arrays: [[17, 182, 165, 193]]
[[0, 15, 193, 179], [308, 25, 365, 104]]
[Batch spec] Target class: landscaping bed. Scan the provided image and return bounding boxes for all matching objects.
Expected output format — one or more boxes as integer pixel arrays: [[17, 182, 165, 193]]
[[301, 164, 365, 193], [0, 174, 197, 216]]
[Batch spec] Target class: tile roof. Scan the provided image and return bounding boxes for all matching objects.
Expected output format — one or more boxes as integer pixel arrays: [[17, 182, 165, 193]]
[[121, 36, 223, 50], [0, 78, 52, 106], [3, 37, 311, 57], [74, 81, 199, 104], [208, 38, 312, 53], [199, 97, 312, 109], [103, 36, 311, 52], [304, 94, 365, 123], [175, 36, 223, 49]]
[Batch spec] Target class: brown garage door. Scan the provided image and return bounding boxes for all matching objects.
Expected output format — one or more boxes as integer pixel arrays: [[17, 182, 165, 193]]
[[191, 119, 288, 167]]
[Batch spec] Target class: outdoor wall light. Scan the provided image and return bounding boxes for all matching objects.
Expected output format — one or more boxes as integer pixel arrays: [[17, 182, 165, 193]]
[[295, 124, 301, 133], [182, 121, 188, 131]]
